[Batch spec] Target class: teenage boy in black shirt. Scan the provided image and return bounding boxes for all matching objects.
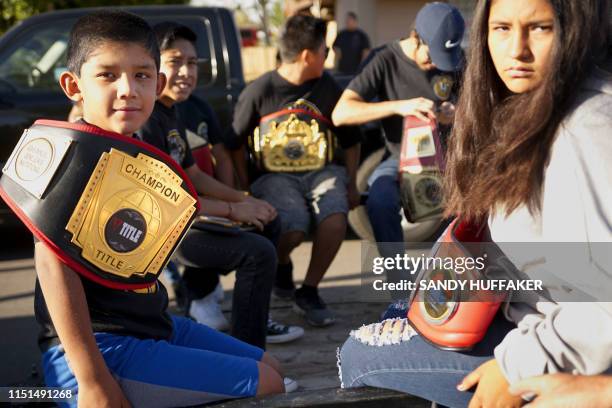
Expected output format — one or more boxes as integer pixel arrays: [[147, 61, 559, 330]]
[[332, 3, 465, 248], [227, 15, 361, 327], [140, 22, 304, 351]]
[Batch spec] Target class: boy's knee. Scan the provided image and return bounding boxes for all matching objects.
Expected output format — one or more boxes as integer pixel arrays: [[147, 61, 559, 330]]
[[366, 194, 399, 214], [256, 361, 284, 396], [260, 352, 283, 376], [338, 337, 360, 388], [250, 235, 277, 261], [281, 230, 306, 250], [317, 213, 347, 236]]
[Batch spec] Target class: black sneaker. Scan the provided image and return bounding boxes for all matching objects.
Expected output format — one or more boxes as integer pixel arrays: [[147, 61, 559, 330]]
[[274, 262, 296, 300], [266, 319, 304, 344], [294, 287, 335, 327]]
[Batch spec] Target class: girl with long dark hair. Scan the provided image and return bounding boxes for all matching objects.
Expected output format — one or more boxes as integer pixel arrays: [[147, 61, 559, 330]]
[[338, 0, 611, 406]]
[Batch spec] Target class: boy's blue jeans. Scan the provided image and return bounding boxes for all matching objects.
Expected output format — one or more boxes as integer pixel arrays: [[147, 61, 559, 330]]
[[366, 175, 404, 245], [43, 316, 263, 408], [339, 314, 515, 408]]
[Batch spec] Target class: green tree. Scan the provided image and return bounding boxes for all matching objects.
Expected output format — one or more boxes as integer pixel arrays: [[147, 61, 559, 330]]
[[0, 0, 188, 35]]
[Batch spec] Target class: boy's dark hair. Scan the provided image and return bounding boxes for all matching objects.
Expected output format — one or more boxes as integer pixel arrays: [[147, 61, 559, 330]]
[[279, 15, 327, 63], [347, 11, 357, 20], [153, 22, 197, 52], [66, 10, 160, 75]]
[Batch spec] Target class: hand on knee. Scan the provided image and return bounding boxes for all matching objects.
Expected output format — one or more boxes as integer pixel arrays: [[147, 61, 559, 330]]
[[256, 361, 284, 396]]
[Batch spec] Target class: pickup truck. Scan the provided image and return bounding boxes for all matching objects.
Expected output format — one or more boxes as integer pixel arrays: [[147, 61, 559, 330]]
[[0, 5, 244, 226]]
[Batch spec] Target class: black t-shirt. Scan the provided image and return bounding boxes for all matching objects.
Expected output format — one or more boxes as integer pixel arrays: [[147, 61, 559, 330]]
[[176, 95, 223, 146], [347, 41, 459, 144], [138, 101, 195, 168], [34, 274, 172, 351], [226, 70, 361, 153], [33, 123, 174, 351], [333, 29, 371, 75]]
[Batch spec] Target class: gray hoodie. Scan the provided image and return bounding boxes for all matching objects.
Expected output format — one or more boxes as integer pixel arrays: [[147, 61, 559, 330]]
[[488, 67, 612, 383]]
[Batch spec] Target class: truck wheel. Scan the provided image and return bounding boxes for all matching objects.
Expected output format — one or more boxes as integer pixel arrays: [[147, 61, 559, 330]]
[[348, 148, 444, 242]]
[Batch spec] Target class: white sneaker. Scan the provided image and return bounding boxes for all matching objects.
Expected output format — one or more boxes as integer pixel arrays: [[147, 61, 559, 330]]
[[189, 292, 230, 331], [213, 282, 224, 303], [266, 319, 304, 344], [284, 377, 298, 393]]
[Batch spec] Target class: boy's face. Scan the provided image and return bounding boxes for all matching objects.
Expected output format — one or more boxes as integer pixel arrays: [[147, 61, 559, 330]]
[[159, 39, 198, 105], [60, 41, 163, 136]]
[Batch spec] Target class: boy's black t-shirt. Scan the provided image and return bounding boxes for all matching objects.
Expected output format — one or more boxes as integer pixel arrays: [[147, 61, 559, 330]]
[[138, 101, 195, 168], [33, 120, 175, 351], [34, 276, 172, 351], [347, 41, 459, 144], [226, 70, 361, 152], [176, 95, 223, 146]]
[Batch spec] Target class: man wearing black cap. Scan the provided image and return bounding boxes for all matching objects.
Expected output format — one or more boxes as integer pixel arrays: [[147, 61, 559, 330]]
[[332, 2, 465, 248]]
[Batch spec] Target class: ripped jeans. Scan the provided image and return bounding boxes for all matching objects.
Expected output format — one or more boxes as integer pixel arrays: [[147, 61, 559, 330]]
[[338, 314, 515, 408]]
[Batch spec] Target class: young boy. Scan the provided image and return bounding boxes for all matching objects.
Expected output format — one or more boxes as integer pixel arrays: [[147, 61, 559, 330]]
[[22, 11, 283, 407], [140, 22, 304, 348]]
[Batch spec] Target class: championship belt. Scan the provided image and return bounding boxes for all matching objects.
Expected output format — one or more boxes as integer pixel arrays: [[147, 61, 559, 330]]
[[249, 109, 336, 172], [0, 120, 199, 290], [407, 219, 508, 350], [399, 117, 445, 223]]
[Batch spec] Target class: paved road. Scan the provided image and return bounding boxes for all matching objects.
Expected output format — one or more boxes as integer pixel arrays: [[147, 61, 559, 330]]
[[0, 226, 403, 392]]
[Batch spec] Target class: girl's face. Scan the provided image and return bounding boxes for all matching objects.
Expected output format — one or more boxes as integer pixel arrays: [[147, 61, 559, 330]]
[[487, 0, 556, 94]]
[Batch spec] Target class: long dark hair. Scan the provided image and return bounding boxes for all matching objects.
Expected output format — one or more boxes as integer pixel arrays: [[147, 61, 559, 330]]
[[444, 0, 610, 221]]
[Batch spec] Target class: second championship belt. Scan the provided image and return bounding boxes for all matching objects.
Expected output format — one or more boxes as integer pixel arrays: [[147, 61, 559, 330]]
[[249, 109, 336, 172], [0, 120, 199, 290], [399, 117, 446, 223], [407, 219, 507, 350]]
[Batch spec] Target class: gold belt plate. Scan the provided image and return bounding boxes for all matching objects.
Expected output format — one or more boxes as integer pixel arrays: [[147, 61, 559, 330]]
[[66, 149, 196, 279], [253, 113, 333, 172]]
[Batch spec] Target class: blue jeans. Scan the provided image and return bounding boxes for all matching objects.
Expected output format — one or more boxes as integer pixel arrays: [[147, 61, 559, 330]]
[[177, 218, 280, 349], [366, 175, 403, 246], [339, 314, 516, 408], [251, 164, 349, 234]]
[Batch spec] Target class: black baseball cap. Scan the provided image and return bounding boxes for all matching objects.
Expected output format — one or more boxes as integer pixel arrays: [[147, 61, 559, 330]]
[[415, 2, 465, 72]]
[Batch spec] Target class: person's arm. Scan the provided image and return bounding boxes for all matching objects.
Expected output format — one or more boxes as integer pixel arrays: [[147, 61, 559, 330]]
[[185, 164, 246, 202], [510, 374, 612, 408], [343, 144, 361, 209], [211, 143, 236, 187], [35, 242, 130, 407], [361, 48, 371, 63], [197, 197, 274, 230], [360, 32, 371, 63], [230, 146, 250, 190], [332, 89, 435, 125], [333, 47, 341, 71]]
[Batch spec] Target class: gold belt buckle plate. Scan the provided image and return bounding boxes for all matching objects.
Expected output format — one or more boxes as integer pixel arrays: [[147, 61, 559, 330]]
[[66, 149, 196, 279], [254, 113, 332, 172]]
